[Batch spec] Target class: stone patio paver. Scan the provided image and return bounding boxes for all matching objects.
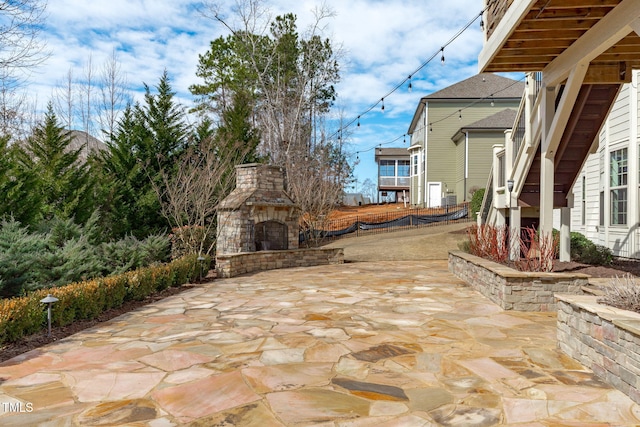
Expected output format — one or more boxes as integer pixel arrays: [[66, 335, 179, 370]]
[[1, 260, 640, 425]]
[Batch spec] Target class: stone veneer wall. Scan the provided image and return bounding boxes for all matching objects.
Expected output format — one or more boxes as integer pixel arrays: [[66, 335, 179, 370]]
[[216, 248, 344, 278], [448, 250, 587, 311], [557, 294, 640, 404]]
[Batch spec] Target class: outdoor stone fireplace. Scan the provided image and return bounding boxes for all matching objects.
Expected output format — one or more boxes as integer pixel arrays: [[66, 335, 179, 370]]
[[217, 163, 299, 255], [216, 163, 343, 278]]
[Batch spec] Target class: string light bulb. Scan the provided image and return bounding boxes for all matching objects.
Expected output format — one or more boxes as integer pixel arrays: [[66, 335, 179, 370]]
[[408, 76, 412, 92], [458, 110, 462, 120], [381, 98, 385, 113], [490, 96, 495, 107], [403, 134, 406, 145], [441, 48, 445, 65], [429, 123, 433, 132], [480, 11, 484, 31], [357, 116, 360, 127]]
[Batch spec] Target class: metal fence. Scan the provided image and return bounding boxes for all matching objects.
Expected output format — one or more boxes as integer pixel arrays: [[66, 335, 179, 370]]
[[300, 203, 471, 244]]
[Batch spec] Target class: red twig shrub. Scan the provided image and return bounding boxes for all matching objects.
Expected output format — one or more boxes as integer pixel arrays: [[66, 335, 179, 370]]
[[516, 227, 558, 272], [466, 224, 510, 263]]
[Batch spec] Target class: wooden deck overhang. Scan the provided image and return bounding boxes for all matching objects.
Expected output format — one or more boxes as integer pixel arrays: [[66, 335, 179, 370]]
[[479, 0, 640, 84]]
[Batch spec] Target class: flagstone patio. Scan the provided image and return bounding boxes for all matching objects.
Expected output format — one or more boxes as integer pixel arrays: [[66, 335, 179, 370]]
[[1, 260, 639, 426]]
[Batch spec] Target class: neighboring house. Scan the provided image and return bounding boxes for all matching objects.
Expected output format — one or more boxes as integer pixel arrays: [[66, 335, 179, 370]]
[[452, 108, 518, 203], [407, 73, 523, 207], [569, 71, 640, 259], [374, 147, 410, 203], [342, 193, 371, 207]]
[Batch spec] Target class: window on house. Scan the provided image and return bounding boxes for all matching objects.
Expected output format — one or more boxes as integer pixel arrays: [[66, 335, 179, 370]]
[[379, 160, 395, 177], [497, 152, 505, 188], [398, 160, 410, 177], [599, 191, 604, 227], [412, 154, 419, 175], [581, 176, 586, 226], [610, 148, 627, 225]]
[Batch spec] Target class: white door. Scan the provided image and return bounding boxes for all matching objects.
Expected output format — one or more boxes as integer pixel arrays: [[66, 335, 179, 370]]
[[428, 182, 441, 208]]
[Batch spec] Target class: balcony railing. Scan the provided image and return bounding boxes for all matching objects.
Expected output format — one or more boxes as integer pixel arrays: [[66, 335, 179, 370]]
[[378, 177, 410, 188]]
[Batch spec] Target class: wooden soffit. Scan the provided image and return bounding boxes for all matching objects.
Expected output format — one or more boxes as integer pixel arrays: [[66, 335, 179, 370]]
[[479, 0, 640, 82]]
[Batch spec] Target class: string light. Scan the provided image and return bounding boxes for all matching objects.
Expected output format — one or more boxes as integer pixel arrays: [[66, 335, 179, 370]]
[[403, 134, 406, 144], [480, 11, 485, 31], [490, 96, 495, 107], [355, 75, 526, 157], [329, 8, 490, 140]]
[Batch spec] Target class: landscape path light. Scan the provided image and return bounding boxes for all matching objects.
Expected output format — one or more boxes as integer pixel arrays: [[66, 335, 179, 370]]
[[40, 294, 59, 337], [197, 255, 205, 282]]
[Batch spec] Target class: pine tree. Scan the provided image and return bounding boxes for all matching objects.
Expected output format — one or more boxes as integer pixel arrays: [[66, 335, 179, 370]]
[[0, 136, 42, 226], [96, 73, 190, 238], [16, 103, 94, 224]]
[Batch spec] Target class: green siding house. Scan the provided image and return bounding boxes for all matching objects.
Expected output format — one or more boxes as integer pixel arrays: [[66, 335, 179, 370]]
[[407, 73, 523, 207]]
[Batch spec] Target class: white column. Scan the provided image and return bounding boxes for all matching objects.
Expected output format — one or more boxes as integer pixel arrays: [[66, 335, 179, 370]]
[[540, 86, 556, 238], [560, 207, 571, 262], [509, 206, 521, 261]]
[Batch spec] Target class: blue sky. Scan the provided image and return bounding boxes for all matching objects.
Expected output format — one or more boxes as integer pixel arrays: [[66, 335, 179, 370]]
[[21, 0, 511, 190]]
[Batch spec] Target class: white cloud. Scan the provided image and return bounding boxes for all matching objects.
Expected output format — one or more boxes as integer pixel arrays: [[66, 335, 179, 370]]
[[17, 0, 492, 183]]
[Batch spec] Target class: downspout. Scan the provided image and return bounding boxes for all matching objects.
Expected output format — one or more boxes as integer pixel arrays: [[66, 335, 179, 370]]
[[424, 102, 428, 207], [464, 131, 469, 201]]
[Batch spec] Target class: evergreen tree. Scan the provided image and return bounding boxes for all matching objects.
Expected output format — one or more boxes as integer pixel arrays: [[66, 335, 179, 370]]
[[214, 90, 261, 165], [96, 72, 189, 238], [16, 103, 94, 224], [0, 136, 42, 226]]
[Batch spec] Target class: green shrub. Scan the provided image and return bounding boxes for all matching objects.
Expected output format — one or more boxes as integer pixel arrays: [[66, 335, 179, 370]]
[[101, 275, 127, 310], [0, 219, 49, 298], [124, 268, 155, 301], [0, 253, 209, 345], [470, 188, 485, 220], [570, 232, 612, 265], [0, 296, 43, 342]]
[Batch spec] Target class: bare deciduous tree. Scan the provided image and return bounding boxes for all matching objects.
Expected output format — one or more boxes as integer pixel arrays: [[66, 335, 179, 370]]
[[0, 0, 49, 82], [98, 49, 129, 137], [152, 136, 256, 256], [52, 68, 75, 130], [198, 0, 350, 247]]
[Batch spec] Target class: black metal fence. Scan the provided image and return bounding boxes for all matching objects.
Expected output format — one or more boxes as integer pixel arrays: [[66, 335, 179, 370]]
[[300, 203, 471, 244]]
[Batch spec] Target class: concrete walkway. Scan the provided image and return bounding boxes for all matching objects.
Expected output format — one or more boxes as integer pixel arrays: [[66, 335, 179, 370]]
[[1, 260, 639, 425]]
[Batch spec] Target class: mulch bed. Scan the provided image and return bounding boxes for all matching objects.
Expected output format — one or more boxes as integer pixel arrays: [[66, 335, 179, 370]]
[[553, 259, 640, 278], [0, 285, 196, 364]]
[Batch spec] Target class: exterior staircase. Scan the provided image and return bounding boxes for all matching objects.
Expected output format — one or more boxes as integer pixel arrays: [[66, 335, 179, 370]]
[[481, 78, 620, 225], [519, 84, 621, 208]]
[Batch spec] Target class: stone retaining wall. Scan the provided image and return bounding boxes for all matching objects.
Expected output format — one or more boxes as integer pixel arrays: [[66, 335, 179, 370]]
[[448, 250, 587, 311], [556, 294, 640, 404], [216, 248, 344, 278]]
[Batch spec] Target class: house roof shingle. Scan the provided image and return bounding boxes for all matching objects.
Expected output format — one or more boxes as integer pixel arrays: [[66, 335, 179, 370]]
[[408, 73, 524, 135], [424, 73, 524, 100], [451, 109, 518, 142], [460, 108, 517, 130], [375, 148, 409, 161]]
